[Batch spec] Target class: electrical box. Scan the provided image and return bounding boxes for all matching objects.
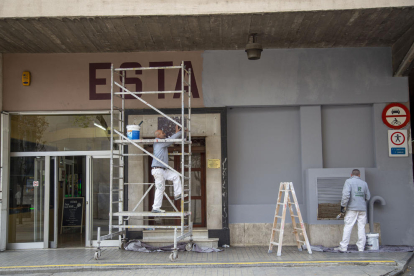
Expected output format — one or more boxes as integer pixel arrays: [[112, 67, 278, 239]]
[[22, 71, 31, 86]]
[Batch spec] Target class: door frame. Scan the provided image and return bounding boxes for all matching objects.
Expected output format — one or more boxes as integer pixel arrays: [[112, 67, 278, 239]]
[[87, 155, 120, 247], [6, 156, 50, 250]]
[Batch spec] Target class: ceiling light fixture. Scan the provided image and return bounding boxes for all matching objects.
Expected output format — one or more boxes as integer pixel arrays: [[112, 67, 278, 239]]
[[245, 33, 263, 60]]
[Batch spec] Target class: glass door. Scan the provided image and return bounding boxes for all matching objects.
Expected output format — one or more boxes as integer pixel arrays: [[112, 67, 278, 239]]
[[8, 156, 51, 249], [86, 155, 120, 247]]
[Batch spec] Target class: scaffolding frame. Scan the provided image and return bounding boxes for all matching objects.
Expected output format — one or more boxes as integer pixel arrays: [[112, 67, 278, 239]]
[[94, 61, 193, 262]]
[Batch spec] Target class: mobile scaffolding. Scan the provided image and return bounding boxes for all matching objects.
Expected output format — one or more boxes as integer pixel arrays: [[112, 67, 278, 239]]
[[94, 62, 193, 262]]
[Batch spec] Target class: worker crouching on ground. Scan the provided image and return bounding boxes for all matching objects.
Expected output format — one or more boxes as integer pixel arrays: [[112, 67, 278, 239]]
[[335, 169, 371, 252], [151, 125, 188, 213]]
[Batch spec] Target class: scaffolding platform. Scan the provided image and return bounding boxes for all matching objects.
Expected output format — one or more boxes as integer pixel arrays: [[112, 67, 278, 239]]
[[113, 211, 191, 217], [94, 61, 193, 262]]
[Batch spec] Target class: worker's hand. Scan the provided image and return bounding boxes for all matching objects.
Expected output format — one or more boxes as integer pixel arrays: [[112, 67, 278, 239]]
[[175, 125, 181, 133], [341, 206, 346, 214]]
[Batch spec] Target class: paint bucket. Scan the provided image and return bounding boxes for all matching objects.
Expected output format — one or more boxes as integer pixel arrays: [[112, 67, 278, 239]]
[[366, 233, 379, 250], [127, 125, 140, 140]]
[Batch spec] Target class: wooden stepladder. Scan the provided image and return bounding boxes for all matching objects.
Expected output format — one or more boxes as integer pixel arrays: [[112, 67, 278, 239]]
[[268, 182, 312, 256]]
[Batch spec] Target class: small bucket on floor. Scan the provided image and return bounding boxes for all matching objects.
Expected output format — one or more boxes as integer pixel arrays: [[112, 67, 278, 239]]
[[366, 233, 379, 250]]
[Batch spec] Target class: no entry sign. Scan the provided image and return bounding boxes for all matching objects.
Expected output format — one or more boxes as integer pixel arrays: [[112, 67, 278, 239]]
[[382, 103, 410, 129]]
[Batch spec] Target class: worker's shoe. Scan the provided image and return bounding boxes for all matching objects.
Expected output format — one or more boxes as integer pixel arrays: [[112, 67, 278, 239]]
[[334, 247, 347, 253], [151, 208, 166, 213], [174, 194, 188, 201]]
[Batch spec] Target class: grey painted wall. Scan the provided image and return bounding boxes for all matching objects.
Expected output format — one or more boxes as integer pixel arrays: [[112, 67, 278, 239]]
[[206, 47, 413, 245], [202, 48, 408, 107], [365, 104, 414, 245], [322, 105, 375, 168], [227, 107, 302, 223]]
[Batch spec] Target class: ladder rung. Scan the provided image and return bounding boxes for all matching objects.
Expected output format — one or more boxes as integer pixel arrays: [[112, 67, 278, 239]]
[[271, 242, 279, 246], [113, 165, 124, 167], [275, 215, 282, 218], [277, 203, 284, 205], [298, 240, 306, 244], [272, 228, 280, 231], [294, 227, 303, 231]]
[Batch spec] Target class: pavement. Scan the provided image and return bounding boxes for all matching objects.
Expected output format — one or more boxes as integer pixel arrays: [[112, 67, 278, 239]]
[[0, 246, 412, 275]]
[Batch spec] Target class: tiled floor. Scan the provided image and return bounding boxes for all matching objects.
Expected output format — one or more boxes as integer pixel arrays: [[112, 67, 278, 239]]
[[0, 246, 411, 275]]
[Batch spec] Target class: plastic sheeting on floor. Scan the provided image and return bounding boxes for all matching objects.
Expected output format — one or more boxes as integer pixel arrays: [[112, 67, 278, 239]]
[[124, 240, 222, 253], [303, 244, 414, 253]]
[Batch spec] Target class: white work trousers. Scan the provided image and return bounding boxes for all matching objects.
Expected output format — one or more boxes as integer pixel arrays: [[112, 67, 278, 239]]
[[339, 210, 367, 251], [151, 168, 182, 210]]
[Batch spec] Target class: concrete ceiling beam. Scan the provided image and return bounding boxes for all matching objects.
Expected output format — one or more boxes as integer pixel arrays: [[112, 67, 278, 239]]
[[393, 24, 414, 76]]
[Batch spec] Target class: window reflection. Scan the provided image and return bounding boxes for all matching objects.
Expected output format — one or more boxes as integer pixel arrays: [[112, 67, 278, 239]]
[[11, 115, 115, 152]]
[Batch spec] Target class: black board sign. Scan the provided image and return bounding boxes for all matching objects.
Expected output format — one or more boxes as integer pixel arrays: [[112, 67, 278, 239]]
[[61, 197, 84, 228]]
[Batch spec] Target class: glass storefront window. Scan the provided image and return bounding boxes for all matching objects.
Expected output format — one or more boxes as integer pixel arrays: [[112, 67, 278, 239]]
[[11, 114, 118, 152], [9, 157, 45, 243]]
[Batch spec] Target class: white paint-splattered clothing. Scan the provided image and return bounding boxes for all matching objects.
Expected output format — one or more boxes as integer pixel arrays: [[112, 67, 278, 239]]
[[338, 210, 367, 251], [152, 168, 182, 210]]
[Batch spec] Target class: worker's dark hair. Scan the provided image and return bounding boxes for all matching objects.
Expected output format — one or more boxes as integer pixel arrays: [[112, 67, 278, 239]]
[[352, 169, 360, 176]]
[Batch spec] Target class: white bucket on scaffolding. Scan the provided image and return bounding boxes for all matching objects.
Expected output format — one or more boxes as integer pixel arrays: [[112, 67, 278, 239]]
[[366, 233, 379, 250], [127, 125, 140, 139]]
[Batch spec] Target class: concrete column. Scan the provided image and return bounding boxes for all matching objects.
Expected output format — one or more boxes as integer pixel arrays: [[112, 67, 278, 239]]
[[300, 106, 323, 222]]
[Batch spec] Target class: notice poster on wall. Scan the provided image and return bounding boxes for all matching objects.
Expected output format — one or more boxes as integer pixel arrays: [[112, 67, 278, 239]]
[[61, 197, 84, 233]]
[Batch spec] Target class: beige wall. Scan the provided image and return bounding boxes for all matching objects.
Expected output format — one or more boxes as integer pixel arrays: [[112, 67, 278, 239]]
[[128, 113, 222, 230], [3, 51, 203, 111], [230, 223, 381, 247], [0, 0, 412, 17]]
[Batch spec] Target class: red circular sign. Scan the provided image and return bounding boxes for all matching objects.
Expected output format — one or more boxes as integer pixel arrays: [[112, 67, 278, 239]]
[[382, 103, 410, 129], [390, 131, 405, 145]]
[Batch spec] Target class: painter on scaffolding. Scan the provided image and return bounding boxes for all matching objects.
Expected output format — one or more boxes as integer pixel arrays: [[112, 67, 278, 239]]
[[335, 169, 371, 252], [151, 125, 188, 213]]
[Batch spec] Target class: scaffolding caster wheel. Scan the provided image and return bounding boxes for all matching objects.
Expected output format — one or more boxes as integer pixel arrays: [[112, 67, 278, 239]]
[[169, 251, 178, 262], [94, 251, 101, 260], [121, 238, 128, 250], [185, 243, 193, 252]]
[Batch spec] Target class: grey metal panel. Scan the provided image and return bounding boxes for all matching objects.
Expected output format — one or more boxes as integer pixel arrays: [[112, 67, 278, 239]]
[[317, 177, 347, 204], [306, 168, 366, 225]]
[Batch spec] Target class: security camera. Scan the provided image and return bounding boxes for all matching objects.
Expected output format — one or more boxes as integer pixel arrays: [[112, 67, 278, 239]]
[[245, 34, 263, 60]]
